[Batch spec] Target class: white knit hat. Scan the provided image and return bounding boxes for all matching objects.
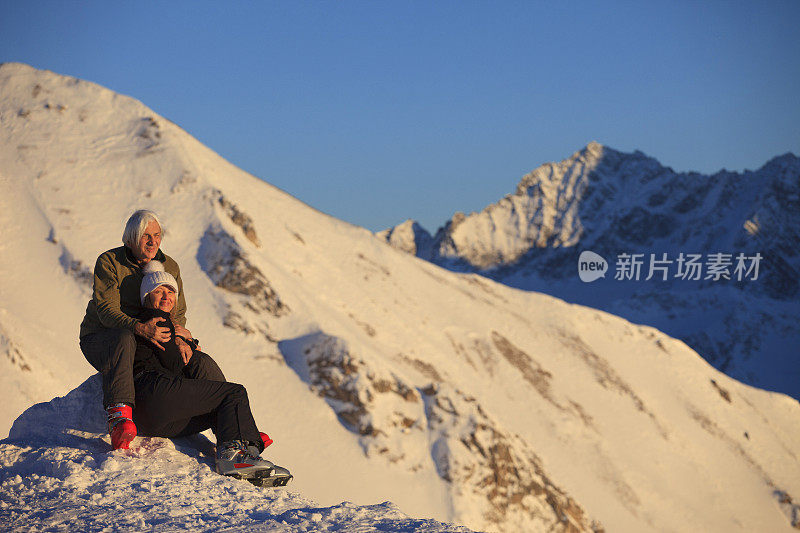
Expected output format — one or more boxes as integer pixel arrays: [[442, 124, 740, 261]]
[[140, 261, 179, 304]]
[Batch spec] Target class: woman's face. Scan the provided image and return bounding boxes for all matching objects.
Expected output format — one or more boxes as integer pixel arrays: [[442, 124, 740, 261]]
[[147, 284, 176, 312]]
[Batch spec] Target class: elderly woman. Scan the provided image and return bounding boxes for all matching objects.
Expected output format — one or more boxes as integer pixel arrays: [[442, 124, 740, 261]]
[[79, 210, 225, 450], [128, 261, 291, 486]]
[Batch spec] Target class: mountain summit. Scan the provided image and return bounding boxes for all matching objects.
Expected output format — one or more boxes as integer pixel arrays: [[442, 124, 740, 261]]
[[2, 63, 799, 532], [379, 142, 800, 399]]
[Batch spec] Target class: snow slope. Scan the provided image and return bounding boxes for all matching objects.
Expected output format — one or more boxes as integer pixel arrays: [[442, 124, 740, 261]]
[[379, 143, 800, 399], [0, 375, 471, 532], [1, 62, 799, 532]]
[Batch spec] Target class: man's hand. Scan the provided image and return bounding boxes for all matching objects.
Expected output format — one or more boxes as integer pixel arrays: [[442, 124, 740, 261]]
[[135, 317, 170, 351], [175, 336, 194, 364]]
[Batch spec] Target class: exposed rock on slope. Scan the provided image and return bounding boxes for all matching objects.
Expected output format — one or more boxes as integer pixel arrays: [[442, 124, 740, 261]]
[[198, 227, 289, 317], [282, 333, 601, 532], [283, 333, 427, 466], [422, 383, 601, 533], [212, 188, 262, 247]]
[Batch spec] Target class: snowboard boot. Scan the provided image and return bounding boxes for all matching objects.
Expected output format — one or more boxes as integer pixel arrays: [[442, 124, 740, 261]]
[[216, 440, 292, 487], [107, 403, 137, 450]]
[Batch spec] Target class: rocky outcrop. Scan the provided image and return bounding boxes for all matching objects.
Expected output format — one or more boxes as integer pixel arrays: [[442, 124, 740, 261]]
[[197, 227, 288, 322], [1, 328, 31, 373], [289, 333, 427, 467], [422, 383, 602, 533], [135, 116, 162, 155], [283, 333, 601, 532], [209, 189, 262, 247]]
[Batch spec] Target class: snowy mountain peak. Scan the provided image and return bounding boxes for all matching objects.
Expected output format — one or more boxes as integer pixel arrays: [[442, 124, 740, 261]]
[[375, 219, 434, 258], [512, 142, 665, 197], [0, 61, 41, 76], [378, 142, 800, 400], [757, 151, 800, 177], [2, 64, 800, 532]]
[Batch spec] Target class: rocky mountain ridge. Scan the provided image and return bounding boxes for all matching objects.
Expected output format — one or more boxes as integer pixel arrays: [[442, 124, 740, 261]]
[[378, 142, 800, 398]]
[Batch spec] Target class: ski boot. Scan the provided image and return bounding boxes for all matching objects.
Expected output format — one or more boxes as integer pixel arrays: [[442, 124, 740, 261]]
[[107, 403, 137, 450], [216, 440, 293, 487], [245, 441, 292, 487]]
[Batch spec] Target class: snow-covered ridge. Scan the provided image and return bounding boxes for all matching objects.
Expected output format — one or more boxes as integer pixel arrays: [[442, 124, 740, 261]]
[[378, 142, 800, 399], [1, 62, 799, 532]]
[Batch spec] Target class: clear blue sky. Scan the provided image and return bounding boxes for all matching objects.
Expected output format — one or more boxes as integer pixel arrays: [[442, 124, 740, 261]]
[[2, 1, 799, 232]]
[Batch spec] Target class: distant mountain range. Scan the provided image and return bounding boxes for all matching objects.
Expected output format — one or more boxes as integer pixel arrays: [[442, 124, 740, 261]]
[[378, 142, 800, 399]]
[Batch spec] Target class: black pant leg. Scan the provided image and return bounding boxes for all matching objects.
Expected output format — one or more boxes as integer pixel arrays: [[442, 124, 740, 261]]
[[133, 372, 261, 450], [183, 351, 226, 382], [79, 328, 137, 407]]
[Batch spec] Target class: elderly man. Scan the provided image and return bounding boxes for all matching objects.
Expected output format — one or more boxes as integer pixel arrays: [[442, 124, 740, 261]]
[[79, 209, 225, 449]]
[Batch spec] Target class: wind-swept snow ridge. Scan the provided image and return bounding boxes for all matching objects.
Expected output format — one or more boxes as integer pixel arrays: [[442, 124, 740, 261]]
[[379, 142, 800, 400], [1, 62, 800, 532], [0, 376, 473, 532]]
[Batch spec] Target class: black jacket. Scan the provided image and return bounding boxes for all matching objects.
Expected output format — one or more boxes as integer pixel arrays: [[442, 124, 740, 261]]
[[133, 308, 185, 378]]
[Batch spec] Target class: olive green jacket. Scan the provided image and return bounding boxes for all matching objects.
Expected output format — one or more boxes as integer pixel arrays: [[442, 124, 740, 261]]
[[79, 246, 187, 338]]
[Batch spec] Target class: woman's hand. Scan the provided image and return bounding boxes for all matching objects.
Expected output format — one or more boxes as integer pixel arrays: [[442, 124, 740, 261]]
[[174, 324, 200, 351], [175, 336, 194, 364], [135, 317, 171, 351], [174, 324, 192, 340]]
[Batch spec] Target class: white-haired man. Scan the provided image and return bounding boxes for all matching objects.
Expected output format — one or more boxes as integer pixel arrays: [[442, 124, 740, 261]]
[[79, 209, 225, 450]]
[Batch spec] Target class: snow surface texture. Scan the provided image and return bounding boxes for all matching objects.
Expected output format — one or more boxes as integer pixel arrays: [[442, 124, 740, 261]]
[[378, 142, 800, 400], [1, 62, 799, 532], [0, 375, 472, 532]]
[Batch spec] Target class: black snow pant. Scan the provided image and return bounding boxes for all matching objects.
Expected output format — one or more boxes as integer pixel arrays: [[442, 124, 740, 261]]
[[132, 371, 264, 453], [79, 328, 226, 408]]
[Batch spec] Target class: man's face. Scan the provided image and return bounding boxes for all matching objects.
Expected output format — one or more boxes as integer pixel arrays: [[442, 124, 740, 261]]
[[147, 285, 176, 312], [133, 220, 162, 263]]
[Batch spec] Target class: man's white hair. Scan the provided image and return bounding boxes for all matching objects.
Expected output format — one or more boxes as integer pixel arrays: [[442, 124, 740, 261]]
[[122, 210, 163, 249]]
